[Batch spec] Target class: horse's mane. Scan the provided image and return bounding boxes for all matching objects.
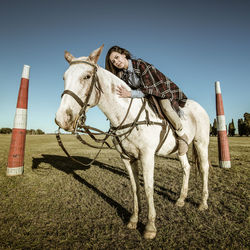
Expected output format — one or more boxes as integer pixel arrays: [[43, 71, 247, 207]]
[[98, 66, 161, 121], [100, 67, 130, 88]]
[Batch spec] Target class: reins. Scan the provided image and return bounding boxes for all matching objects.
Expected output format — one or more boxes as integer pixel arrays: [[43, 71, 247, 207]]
[[56, 60, 169, 166]]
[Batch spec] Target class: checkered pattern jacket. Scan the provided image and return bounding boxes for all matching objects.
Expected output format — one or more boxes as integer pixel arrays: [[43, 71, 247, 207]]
[[121, 58, 187, 115]]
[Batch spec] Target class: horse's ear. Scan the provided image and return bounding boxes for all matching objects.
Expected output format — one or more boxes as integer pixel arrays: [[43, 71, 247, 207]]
[[65, 51, 75, 63], [89, 44, 104, 64]]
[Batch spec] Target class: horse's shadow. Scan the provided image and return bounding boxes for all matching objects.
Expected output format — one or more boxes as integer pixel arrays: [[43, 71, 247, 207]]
[[32, 154, 198, 231], [32, 154, 128, 177], [33, 154, 186, 202], [32, 154, 144, 233]]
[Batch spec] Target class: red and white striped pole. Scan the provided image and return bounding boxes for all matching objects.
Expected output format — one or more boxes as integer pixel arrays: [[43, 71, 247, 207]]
[[7, 65, 30, 176], [215, 81, 231, 169]]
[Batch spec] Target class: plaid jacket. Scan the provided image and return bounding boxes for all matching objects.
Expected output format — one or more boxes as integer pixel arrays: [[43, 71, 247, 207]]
[[121, 58, 187, 115]]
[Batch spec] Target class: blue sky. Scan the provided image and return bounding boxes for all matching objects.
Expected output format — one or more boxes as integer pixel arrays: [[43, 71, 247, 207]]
[[0, 0, 249, 133]]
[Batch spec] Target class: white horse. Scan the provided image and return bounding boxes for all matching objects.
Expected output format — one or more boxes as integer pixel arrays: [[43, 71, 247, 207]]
[[55, 45, 210, 239]]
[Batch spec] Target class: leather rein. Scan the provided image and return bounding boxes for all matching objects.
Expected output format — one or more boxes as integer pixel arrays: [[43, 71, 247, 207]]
[[56, 60, 169, 166]]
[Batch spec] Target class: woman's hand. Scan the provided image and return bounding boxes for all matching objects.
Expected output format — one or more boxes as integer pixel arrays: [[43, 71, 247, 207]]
[[116, 85, 131, 98]]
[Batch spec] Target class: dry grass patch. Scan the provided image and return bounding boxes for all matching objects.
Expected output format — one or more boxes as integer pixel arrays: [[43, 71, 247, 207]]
[[0, 135, 249, 249]]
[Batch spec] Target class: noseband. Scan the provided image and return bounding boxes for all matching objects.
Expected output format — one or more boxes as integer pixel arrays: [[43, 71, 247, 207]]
[[61, 60, 103, 131]]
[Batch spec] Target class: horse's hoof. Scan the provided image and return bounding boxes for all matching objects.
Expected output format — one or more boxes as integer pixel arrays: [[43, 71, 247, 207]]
[[176, 199, 185, 207], [199, 203, 208, 211], [144, 230, 156, 240], [127, 221, 137, 230]]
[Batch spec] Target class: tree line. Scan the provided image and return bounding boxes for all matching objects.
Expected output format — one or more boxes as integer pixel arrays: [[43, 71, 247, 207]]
[[1, 113, 249, 137], [0, 128, 45, 134], [210, 112, 250, 136]]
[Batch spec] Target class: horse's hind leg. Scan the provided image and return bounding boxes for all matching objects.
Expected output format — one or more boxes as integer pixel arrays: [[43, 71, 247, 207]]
[[194, 140, 209, 210], [122, 158, 140, 229], [176, 154, 191, 207], [140, 151, 157, 239]]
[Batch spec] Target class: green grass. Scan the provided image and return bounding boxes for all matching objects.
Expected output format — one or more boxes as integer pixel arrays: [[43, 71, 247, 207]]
[[0, 134, 249, 249]]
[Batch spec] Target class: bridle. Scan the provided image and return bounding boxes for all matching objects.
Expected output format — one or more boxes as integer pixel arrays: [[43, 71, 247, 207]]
[[56, 60, 170, 167], [57, 59, 111, 166], [60, 60, 103, 132]]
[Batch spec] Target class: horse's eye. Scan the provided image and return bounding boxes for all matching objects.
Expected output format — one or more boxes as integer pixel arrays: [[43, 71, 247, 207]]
[[84, 75, 91, 80]]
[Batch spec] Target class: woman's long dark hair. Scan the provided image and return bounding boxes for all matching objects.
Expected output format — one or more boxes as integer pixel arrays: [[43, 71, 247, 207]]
[[105, 46, 132, 76]]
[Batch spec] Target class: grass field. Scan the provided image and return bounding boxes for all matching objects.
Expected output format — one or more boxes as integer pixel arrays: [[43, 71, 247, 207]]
[[0, 134, 249, 249]]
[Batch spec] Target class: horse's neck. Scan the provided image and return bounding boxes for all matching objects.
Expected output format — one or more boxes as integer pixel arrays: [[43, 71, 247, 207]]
[[96, 68, 146, 127]]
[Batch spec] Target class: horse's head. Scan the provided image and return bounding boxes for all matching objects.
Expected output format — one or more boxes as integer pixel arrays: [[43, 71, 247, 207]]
[[55, 45, 104, 132]]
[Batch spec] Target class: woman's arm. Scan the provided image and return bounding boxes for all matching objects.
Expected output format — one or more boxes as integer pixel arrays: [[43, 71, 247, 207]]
[[131, 89, 145, 98], [116, 86, 145, 98], [116, 85, 131, 98]]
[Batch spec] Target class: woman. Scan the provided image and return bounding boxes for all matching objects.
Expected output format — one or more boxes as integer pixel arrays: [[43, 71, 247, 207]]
[[105, 45, 188, 155]]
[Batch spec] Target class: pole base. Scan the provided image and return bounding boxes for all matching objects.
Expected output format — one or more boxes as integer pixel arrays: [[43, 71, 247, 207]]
[[6, 166, 24, 176], [220, 161, 231, 169]]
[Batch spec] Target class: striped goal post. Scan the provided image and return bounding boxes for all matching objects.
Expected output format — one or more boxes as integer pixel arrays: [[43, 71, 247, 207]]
[[7, 65, 30, 176], [215, 81, 231, 169]]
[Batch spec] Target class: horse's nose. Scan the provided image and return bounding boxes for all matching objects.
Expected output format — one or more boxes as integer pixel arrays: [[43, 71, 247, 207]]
[[55, 113, 67, 129], [55, 109, 75, 131], [55, 117, 72, 131], [66, 108, 74, 122]]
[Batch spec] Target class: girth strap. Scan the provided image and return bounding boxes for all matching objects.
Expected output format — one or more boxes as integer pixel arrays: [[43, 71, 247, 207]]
[[112, 120, 165, 131]]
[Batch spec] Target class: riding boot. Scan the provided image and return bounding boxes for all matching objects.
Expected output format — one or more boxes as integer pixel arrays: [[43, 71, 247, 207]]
[[176, 130, 189, 156], [158, 99, 189, 155]]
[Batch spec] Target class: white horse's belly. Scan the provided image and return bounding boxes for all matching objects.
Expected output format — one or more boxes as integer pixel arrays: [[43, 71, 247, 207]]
[[114, 100, 210, 160], [117, 125, 176, 159], [156, 130, 177, 156]]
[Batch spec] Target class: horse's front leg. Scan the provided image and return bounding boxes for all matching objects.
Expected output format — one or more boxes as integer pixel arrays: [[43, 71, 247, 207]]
[[141, 151, 157, 239], [176, 154, 191, 207], [122, 158, 140, 230]]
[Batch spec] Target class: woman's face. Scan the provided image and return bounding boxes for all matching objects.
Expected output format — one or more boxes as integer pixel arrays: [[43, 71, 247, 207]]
[[109, 51, 128, 69]]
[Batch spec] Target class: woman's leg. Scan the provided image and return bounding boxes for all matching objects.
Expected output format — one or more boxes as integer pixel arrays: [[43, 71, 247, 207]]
[[159, 99, 182, 131], [159, 99, 188, 155]]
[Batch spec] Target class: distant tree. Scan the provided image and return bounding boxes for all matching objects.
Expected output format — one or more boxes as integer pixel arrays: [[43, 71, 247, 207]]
[[27, 129, 36, 135], [209, 124, 212, 136], [211, 119, 217, 136], [26, 129, 45, 135], [0, 128, 12, 134], [228, 119, 235, 136], [237, 113, 250, 136], [0, 128, 45, 135], [36, 129, 45, 135], [238, 118, 246, 136], [244, 113, 250, 136]]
